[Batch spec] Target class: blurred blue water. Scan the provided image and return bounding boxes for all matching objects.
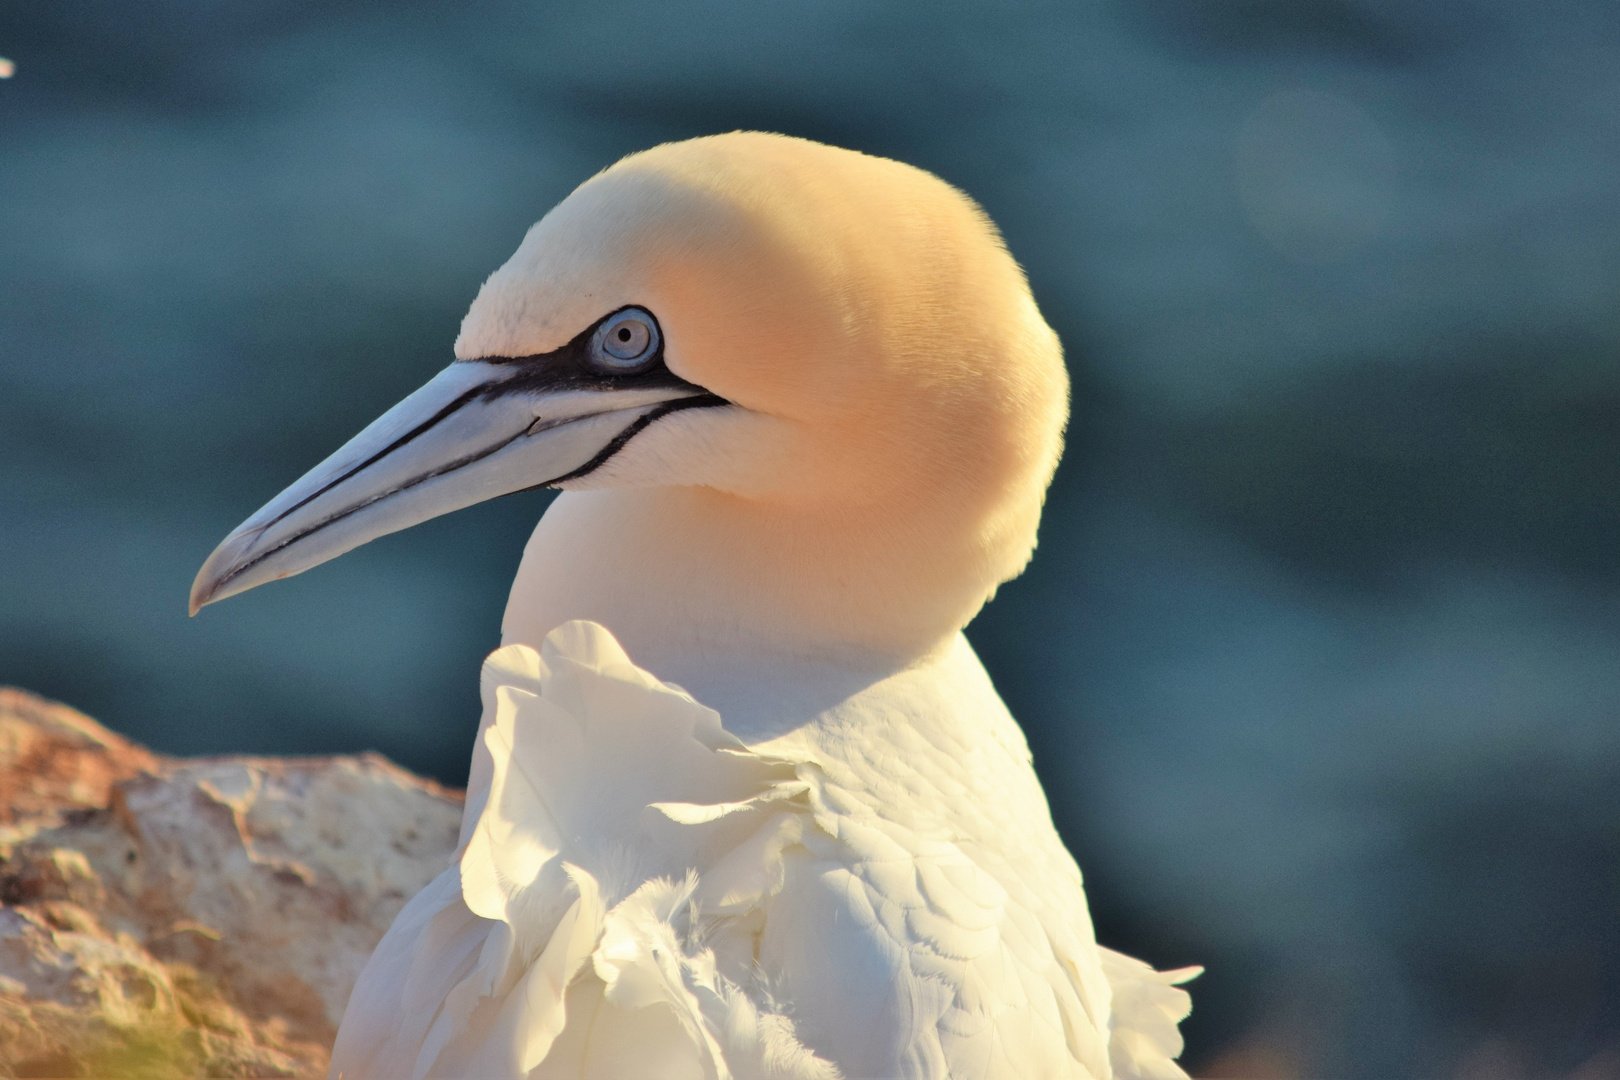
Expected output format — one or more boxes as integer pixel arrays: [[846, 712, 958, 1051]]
[[2, 2, 1617, 1074]]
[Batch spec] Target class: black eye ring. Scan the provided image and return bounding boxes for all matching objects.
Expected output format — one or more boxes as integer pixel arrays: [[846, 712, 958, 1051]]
[[587, 308, 661, 373]]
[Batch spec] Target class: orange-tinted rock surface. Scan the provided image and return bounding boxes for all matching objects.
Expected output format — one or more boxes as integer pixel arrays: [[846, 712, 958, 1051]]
[[0, 688, 463, 1078]]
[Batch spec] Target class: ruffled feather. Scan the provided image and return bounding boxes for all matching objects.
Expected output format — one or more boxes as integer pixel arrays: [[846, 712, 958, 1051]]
[[331, 622, 837, 1080], [329, 622, 1194, 1080]]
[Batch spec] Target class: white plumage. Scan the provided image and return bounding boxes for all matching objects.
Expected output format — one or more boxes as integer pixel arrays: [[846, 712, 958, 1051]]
[[192, 132, 1197, 1079], [332, 624, 1194, 1079]]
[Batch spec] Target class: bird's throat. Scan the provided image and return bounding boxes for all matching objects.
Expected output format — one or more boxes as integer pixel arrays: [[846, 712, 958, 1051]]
[[499, 486, 985, 721]]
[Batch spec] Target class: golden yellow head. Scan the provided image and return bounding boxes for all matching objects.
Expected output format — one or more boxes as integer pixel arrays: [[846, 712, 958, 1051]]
[[194, 133, 1067, 658]]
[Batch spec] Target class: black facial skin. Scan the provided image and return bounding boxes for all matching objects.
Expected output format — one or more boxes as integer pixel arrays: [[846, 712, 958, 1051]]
[[468, 305, 728, 484], [299, 304, 727, 513], [203, 307, 726, 598], [474, 306, 691, 392]]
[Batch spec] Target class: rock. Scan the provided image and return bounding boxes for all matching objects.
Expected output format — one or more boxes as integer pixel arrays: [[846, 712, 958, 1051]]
[[0, 688, 464, 1078], [0, 688, 159, 842]]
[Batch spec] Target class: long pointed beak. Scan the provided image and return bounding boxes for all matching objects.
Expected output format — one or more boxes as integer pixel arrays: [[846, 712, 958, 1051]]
[[189, 358, 721, 614]]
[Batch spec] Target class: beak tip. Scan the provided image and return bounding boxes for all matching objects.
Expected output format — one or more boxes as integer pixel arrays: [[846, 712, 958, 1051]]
[[190, 528, 255, 616], [188, 570, 216, 617]]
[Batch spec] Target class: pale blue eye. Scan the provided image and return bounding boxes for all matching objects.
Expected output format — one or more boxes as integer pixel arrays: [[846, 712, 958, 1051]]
[[589, 308, 660, 371]]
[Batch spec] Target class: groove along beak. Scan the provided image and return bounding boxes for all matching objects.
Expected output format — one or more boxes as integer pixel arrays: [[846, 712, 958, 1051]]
[[189, 318, 723, 615]]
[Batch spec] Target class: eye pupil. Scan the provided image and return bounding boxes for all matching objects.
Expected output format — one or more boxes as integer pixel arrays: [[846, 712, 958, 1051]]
[[589, 307, 660, 371]]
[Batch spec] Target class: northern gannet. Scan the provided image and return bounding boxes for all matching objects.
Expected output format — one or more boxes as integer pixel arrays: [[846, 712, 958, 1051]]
[[191, 132, 1197, 1080]]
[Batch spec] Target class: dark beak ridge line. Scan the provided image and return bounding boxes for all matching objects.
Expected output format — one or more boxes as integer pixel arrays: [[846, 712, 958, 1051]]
[[247, 379, 498, 544], [541, 392, 727, 489], [200, 391, 728, 607]]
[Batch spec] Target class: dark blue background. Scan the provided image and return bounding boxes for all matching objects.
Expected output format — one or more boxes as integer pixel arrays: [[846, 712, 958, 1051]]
[[3, 3, 1618, 1075]]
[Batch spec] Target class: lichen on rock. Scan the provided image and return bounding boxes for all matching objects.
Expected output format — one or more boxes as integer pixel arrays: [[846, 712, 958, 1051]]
[[0, 687, 464, 1078]]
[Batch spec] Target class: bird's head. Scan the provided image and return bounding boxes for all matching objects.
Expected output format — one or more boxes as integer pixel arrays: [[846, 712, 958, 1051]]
[[191, 133, 1067, 662]]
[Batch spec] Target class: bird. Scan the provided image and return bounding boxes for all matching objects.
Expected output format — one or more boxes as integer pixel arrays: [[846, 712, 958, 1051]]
[[190, 132, 1198, 1080]]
